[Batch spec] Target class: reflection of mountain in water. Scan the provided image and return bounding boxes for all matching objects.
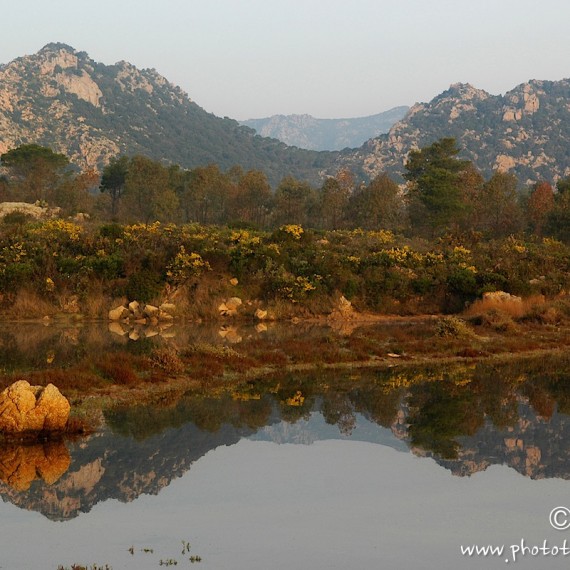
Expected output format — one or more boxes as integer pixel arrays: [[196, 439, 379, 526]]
[[3, 380, 570, 521], [250, 410, 407, 452], [0, 421, 254, 521], [0, 403, 406, 521], [422, 402, 570, 480]]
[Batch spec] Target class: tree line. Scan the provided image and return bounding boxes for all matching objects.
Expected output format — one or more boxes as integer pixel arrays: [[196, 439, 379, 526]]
[[1, 139, 569, 241]]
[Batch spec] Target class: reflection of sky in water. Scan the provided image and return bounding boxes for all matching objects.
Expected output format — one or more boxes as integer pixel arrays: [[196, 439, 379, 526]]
[[1, 323, 570, 568], [1, 424, 569, 569], [249, 411, 408, 451]]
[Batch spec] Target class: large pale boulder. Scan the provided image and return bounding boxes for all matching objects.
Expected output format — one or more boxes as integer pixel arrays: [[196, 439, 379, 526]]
[[226, 297, 242, 311], [218, 302, 236, 317], [255, 308, 268, 320], [128, 300, 142, 318], [108, 305, 128, 321], [483, 291, 522, 303], [0, 381, 70, 433], [0, 202, 61, 221], [159, 302, 177, 316], [143, 304, 160, 318]]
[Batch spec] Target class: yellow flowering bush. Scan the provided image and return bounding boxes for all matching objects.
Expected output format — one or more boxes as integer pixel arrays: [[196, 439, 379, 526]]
[[504, 236, 527, 254], [166, 246, 211, 286], [123, 221, 163, 241], [29, 219, 82, 241], [279, 224, 304, 240], [368, 229, 396, 245], [285, 391, 305, 406]]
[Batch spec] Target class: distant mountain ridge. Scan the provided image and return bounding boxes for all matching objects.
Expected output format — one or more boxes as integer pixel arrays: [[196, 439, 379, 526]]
[[0, 43, 335, 185], [240, 107, 409, 151], [338, 81, 570, 184], [3, 44, 570, 187]]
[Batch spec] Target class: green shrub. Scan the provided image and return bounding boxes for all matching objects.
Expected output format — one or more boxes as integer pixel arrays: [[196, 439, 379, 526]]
[[0, 261, 35, 290], [99, 223, 124, 240], [435, 316, 475, 338], [124, 270, 162, 302], [86, 252, 124, 280]]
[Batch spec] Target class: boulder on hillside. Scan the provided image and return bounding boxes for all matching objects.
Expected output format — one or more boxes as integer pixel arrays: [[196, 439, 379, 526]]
[[255, 308, 268, 320], [108, 305, 129, 321], [143, 304, 160, 318], [159, 302, 177, 316], [108, 301, 177, 323], [128, 300, 142, 318], [483, 291, 522, 303], [218, 297, 243, 317], [225, 297, 242, 310], [0, 381, 70, 434], [0, 202, 61, 221]]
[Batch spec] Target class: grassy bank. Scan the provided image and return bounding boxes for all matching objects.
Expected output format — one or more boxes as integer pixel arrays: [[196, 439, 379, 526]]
[[0, 218, 568, 430], [0, 219, 569, 319]]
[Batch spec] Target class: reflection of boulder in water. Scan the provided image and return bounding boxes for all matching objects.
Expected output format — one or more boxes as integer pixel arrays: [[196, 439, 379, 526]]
[[218, 325, 242, 343], [0, 421, 256, 521], [0, 441, 70, 491], [108, 321, 176, 340]]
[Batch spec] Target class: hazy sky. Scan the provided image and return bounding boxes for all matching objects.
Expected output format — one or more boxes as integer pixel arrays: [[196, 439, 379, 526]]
[[3, 0, 570, 120]]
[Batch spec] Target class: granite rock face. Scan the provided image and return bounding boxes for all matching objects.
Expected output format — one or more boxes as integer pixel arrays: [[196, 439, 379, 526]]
[[0, 381, 70, 433], [337, 80, 570, 184]]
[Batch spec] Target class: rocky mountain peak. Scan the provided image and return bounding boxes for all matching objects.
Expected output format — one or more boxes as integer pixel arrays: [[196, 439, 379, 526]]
[[338, 76, 570, 185], [446, 82, 490, 100], [0, 44, 336, 184], [241, 107, 409, 151], [39, 42, 78, 54]]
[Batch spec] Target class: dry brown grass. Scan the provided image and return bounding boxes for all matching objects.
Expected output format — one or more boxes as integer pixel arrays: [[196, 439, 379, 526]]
[[6, 367, 106, 393], [465, 295, 546, 320], [80, 288, 112, 318], [168, 277, 230, 320], [94, 352, 143, 385], [6, 289, 58, 319], [147, 346, 185, 375]]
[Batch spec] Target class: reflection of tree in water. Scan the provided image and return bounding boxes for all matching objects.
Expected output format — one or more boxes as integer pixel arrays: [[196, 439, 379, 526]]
[[407, 381, 483, 459], [5, 356, 570, 521], [95, 355, 570, 464], [404, 357, 570, 460], [349, 383, 403, 429], [106, 393, 274, 439], [322, 392, 356, 436]]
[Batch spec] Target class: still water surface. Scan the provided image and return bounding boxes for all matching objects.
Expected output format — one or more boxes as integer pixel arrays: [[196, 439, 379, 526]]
[[0, 322, 569, 569]]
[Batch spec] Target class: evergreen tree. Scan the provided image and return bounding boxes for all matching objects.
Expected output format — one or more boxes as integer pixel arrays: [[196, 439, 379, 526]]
[[1, 144, 71, 203], [404, 138, 471, 234]]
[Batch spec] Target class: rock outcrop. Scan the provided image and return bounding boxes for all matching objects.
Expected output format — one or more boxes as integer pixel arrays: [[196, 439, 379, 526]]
[[0, 381, 70, 433], [0, 43, 333, 185], [337, 79, 570, 185], [108, 301, 176, 323], [108, 301, 177, 340], [0, 202, 61, 220], [482, 291, 522, 303], [218, 297, 243, 317]]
